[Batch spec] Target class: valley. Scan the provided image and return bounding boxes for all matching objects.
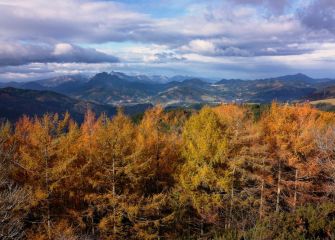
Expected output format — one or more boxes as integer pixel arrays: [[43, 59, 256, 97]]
[[1, 72, 335, 121]]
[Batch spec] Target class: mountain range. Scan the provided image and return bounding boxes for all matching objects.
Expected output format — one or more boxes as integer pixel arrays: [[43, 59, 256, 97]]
[[1, 72, 335, 121], [1, 72, 335, 105]]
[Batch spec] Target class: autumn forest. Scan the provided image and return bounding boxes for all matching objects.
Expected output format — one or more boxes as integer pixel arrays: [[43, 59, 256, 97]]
[[2, 103, 335, 239]]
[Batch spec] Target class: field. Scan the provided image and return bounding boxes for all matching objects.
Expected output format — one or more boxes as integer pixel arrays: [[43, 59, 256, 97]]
[[310, 98, 335, 105]]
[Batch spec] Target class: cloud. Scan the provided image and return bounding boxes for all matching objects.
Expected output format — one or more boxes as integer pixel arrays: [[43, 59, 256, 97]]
[[0, 0, 335, 79], [150, 52, 186, 63], [0, 0, 320, 58], [230, 0, 291, 14], [0, 0, 151, 43], [183, 40, 217, 55], [0, 42, 119, 66], [181, 39, 252, 57], [179, 35, 313, 58], [299, 0, 335, 34], [0, 0, 302, 46]]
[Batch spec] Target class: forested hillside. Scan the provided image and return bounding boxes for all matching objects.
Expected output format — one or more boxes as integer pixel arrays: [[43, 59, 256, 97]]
[[1, 103, 335, 239], [0, 87, 152, 123]]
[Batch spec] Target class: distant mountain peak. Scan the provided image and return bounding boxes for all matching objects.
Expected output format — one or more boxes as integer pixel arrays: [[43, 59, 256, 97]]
[[95, 72, 111, 78], [182, 78, 206, 84], [290, 73, 312, 79], [274, 73, 314, 82], [91, 72, 123, 81], [295, 73, 309, 77]]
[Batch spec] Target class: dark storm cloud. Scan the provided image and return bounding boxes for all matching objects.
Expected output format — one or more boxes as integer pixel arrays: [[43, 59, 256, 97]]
[[0, 42, 119, 66]]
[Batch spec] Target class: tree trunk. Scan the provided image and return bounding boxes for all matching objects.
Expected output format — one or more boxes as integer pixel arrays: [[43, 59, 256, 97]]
[[259, 158, 265, 219], [188, 215, 191, 239], [260, 178, 264, 219], [229, 167, 236, 228], [293, 169, 298, 212], [200, 206, 204, 236], [276, 162, 281, 213], [112, 155, 116, 236], [45, 147, 51, 240]]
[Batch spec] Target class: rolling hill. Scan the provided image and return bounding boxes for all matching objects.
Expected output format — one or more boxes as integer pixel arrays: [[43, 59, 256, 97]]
[[0, 87, 152, 122], [308, 86, 335, 100]]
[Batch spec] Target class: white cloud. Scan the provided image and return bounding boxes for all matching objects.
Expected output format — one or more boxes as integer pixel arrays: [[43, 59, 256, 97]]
[[186, 40, 217, 54], [0, 42, 118, 66], [53, 43, 74, 55]]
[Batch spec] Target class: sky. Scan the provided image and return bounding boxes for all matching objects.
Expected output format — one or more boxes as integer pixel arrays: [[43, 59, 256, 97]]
[[0, 0, 335, 81]]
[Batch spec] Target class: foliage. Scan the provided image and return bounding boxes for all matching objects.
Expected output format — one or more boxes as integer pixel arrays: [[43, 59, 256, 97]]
[[0, 103, 335, 239], [248, 203, 335, 240]]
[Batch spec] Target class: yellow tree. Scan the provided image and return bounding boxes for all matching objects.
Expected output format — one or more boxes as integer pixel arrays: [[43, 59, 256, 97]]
[[74, 109, 101, 235], [14, 113, 70, 239], [260, 103, 324, 213], [0, 122, 14, 179], [312, 110, 335, 200], [180, 106, 230, 236], [92, 111, 136, 238], [213, 104, 260, 230], [126, 106, 182, 239], [49, 119, 83, 231], [0, 122, 31, 240]]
